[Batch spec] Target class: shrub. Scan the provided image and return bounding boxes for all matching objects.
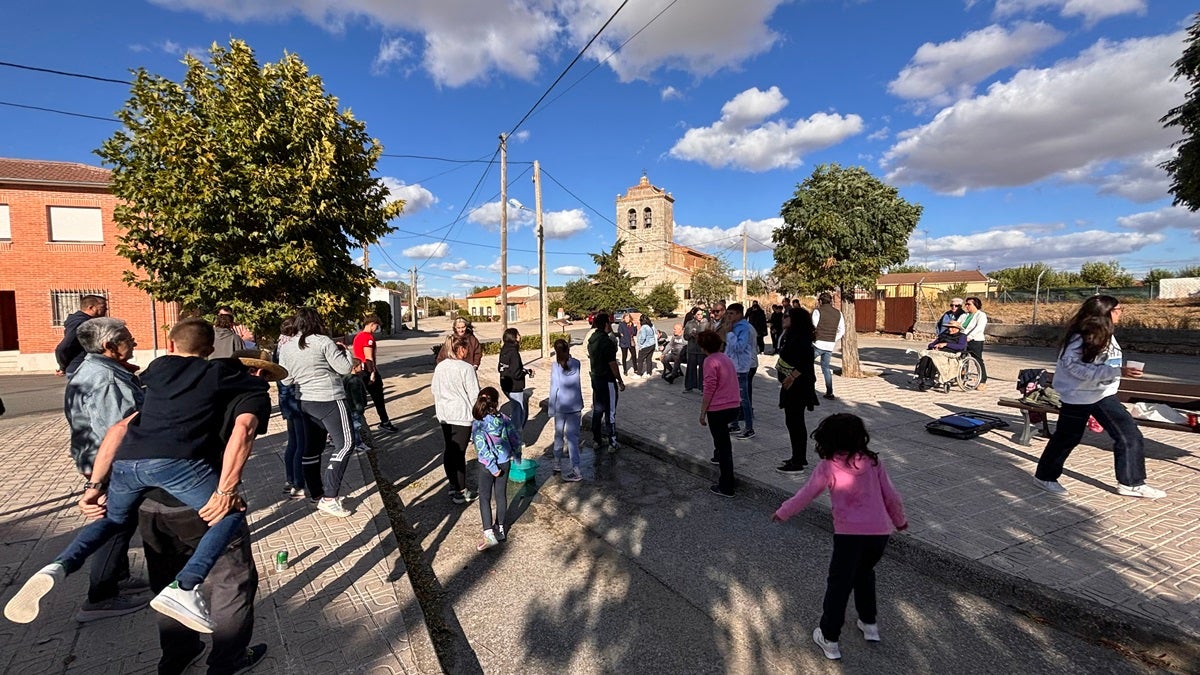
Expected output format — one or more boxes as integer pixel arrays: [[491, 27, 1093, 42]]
[[481, 332, 570, 355]]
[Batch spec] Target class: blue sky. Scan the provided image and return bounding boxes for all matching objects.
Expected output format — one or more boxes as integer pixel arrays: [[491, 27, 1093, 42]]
[[2, 0, 1197, 296]]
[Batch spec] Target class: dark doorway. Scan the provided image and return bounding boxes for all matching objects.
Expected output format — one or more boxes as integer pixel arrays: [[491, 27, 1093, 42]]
[[0, 291, 17, 350]]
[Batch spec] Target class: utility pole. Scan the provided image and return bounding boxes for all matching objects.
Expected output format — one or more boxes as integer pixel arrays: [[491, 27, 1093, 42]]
[[742, 227, 748, 303], [499, 133, 509, 332], [534, 160, 548, 359], [409, 267, 419, 331], [363, 244, 370, 273]]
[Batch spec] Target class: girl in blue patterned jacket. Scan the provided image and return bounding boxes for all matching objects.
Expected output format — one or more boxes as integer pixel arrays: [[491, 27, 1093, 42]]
[[471, 387, 521, 550]]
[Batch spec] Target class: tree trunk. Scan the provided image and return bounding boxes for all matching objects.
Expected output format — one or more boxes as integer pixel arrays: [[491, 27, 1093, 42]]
[[841, 295, 862, 378]]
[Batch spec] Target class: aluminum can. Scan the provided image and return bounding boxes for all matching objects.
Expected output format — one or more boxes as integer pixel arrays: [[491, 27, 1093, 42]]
[[274, 550, 288, 572]]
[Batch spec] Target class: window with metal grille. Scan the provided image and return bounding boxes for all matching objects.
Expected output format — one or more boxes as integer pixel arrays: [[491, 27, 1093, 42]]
[[50, 290, 108, 327]]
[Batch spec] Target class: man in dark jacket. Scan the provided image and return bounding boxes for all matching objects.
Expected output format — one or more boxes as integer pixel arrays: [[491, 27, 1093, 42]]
[[54, 294, 108, 376], [746, 301, 768, 354]]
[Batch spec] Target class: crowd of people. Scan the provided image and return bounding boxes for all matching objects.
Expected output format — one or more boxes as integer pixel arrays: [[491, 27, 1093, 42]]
[[3, 289, 1170, 667]]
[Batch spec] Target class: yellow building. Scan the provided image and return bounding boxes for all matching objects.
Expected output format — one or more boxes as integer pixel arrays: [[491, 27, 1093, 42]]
[[466, 285, 542, 322], [876, 270, 994, 299]]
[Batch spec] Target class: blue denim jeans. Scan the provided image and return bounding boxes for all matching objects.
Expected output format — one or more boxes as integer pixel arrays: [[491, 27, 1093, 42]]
[[736, 371, 754, 432], [278, 383, 306, 489], [507, 391, 528, 444], [1035, 394, 1147, 487], [553, 410, 582, 470], [815, 348, 834, 394], [56, 458, 245, 590]]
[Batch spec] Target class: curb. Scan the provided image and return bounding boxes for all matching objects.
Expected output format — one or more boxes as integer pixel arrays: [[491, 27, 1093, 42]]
[[593, 413, 1199, 673]]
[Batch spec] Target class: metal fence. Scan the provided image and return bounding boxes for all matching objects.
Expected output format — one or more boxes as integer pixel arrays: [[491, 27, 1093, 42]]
[[50, 289, 108, 326], [993, 286, 1156, 303]]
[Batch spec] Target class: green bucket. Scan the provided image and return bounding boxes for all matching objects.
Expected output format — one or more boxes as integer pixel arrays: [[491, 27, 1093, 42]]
[[509, 458, 539, 482]]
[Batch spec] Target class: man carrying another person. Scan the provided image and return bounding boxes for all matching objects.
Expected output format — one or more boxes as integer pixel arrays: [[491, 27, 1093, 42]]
[[55, 294, 109, 377]]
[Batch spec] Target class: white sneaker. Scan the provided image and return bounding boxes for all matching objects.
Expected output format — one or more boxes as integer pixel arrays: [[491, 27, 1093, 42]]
[[317, 497, 352, 517], [4, 562, 65, 623], [477, 529, 499, 551], [150, 582, 215, 633], [1117, 483, 1166, 499], [856, 619, 880, 642], [812, 627, 841, 660], [1035, 478, 1069, 495]]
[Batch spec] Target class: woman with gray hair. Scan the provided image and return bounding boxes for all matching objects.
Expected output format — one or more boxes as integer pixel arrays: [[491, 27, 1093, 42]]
[[63, 316, 149, 622]]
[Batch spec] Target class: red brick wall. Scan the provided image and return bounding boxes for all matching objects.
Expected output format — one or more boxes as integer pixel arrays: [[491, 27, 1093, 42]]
[[0, 185, 173, 355]]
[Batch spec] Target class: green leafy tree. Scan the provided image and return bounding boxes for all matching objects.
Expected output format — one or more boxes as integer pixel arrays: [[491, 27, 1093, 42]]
[[1161, 12, 1200, 211], [470, 285, 492, 295], [561, 278, 597, 317], [589, 240, 643, 310], [1079, 260, 1134, 287], [96, 40, 400, 342], [1142, 268, 1174, 285], [690, 257, 736, 306], [370, 301, 393, 333], [642, 281, 680, 316], [988, 262, 1060, 290], [885, 263, 932, 274], [382, 280, 411, 297], [1176, 265, 1200, 278], [774, 164, 922, 377], [745, 274, 771, 298]]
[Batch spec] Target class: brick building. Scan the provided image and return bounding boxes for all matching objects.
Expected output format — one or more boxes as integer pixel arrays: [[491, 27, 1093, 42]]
[[615, 174, 713, 303], [466, 285, 542, 323], [0, 158, 177, 372]]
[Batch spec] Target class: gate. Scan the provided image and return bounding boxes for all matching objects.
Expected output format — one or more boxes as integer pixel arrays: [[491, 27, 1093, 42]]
[[883, 296, 917, 334], [853, 299, 877, 332]]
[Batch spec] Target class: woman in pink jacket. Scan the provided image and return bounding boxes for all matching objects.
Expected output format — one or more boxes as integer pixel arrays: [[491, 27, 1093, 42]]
[[697, 330, 741, 498], [773, 413, 908, 661]]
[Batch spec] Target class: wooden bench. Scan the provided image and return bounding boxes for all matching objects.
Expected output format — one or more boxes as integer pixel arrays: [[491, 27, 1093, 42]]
[[998, 377, 1200, 445]]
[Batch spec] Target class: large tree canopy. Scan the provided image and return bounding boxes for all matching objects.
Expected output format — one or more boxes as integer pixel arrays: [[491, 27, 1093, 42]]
[[773, 163, 922, 377], [96, 40, 401, 340], [689, 257, 736, 306], [561, 240, 643, 315], [1162, 13, 1200, 211]]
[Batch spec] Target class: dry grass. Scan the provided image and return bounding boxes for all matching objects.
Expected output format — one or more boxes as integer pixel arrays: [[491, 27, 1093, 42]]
[[982, 299, 1200, 330]]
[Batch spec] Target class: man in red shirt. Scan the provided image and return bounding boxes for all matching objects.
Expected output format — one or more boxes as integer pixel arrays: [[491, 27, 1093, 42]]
[[353, 315, 397, 433]]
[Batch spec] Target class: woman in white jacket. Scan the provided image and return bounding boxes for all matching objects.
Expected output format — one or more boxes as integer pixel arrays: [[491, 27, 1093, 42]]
[[432, 336, 480, 504], [1033, 295, 1164, 499], [960, 297, 989, 391]]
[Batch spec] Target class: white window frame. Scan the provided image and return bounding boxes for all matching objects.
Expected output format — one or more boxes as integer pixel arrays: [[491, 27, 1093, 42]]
[[48, 206, 103, 242], [0, 204, 10, 239]]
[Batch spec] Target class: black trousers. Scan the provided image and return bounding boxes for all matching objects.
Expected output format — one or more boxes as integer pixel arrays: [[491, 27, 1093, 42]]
[[139, 499, 256, 675], [88, 520, 136, 603], [966, 341, 988, 383], [590, 377, 619, 445], [706, 407, 738, 494], [684, 348, 706, 391], [820, 534, 889, 642], [477, 461, 510, 532], [621, 346, 636, 374], [782, 397, 809, 466], [637, 346, 655, 375], [358, 371, 391, 425], [441, 423, 472, 492]]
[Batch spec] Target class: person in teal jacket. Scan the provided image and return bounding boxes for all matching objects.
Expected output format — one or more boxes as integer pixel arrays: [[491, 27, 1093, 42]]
[[470, 387, 522, 550]]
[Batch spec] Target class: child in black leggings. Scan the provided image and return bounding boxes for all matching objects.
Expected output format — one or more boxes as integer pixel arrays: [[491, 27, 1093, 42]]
[[470, 387, 521, 551]]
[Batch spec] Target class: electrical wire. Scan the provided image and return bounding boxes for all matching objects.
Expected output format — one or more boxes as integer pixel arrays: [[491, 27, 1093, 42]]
[[0, 60, 132, 85], [0, 100, 118, 123]]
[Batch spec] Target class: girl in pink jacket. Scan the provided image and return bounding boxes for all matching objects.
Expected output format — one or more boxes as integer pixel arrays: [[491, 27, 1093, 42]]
[[773, 413, 908, 661]]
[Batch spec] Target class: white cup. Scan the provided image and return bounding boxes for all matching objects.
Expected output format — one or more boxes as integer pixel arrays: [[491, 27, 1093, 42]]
[[1127, 360, 1145, 371]]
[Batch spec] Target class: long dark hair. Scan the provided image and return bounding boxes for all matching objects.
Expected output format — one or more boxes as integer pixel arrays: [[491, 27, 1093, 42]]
[[812, 413, 878, 467], [1060, 295, 1118, 363], [783, 306, 813, 343], [293, 308, 326, 349], [554, 338, 571, 368], [472, 386, 500, 421]]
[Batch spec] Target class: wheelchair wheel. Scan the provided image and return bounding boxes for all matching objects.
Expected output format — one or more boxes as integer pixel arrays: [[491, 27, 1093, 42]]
[[957, 355, 982, 391]]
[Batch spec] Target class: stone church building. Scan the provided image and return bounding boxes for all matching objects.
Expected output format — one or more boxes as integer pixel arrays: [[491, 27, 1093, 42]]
[[615, 174, 713, 303]]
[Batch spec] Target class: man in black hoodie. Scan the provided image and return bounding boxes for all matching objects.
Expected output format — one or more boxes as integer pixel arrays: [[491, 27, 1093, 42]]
[[54, 294, 108, 376], [5, 318, 269, 637]]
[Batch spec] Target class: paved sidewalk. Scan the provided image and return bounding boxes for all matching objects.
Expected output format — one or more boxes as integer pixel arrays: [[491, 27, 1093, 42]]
[[0, 411, 437, 674], [588, 351, 1200, 669]]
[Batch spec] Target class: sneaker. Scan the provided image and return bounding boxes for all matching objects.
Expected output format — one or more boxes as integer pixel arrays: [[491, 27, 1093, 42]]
[[4, 562, 65, 623], [823, 392, 836, 400], [378, 422, 399, 433], [75, 592, 150, 623], [150, 582, 215, 634], [709, 457, 720, 465], [857, 619, 880, 642], [728, 423, 741, 433], [552, 459, 562, 474], [607, 440, 619, 451], [737, 429, 756, 440], [709, 484, 734, 498], [563, 468, 583, 482], [477, 529, 499, 551], [495, 524, 507, 542], [1117, 483, 1167, 499], [1035, 478, 1069, 495], [812, 627, 841, 660], [317, 497, 352, 517], [776, 461, 807, 474], [451, 490, 469, 504], [288, 487, 306, 499], [227, 644, 268, 675], [282, 483, 296, 494]]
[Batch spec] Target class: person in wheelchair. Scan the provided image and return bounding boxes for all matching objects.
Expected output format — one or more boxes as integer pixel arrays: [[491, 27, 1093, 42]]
[[915, 321, 967, 391]]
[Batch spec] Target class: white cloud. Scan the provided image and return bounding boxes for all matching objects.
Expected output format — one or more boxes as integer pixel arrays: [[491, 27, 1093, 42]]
[[453, 273, 490, 284], [553, 265, 587, 276], [511, 130, 531, 143], [433, 258, 470, 271], [884, 31, 1187, 194], [468, 200, 535, 230], [402, 242, 450, 258], [372, 36, 412, 75], [381, 177, 438, 215], [661, 86, 683, 101], [888, 22, 1064, 106], [993, 0, 1146, 25], [920, 227, 1165, 270], [670, 87, 863, 171], [1059, 149, 1172, 203], [673, 217, 783, 252], [149, 0, 789, 87], [1117, 206, 1200, 240], [543, 209, 589, 239], [483, 257, 533, 274], [867, 127, 891, 142], [374, 268, 401, 280]]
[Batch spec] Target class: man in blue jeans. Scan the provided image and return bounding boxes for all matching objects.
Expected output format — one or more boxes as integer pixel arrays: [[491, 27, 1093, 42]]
[[5, 318, 269, 635], [723, 303, 758, 440], [812, 292, 844, 400]]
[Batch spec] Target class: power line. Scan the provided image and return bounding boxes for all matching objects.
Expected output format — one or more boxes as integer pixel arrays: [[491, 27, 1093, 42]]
[[0, 60, 132, 86], [506, 0, 630, 137], [381, 153, 532, 165], [0, 100, 118, 123], [415, 148, 499, 271]]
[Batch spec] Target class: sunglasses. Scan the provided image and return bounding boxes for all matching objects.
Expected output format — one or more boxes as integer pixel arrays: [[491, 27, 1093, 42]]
[[950, 303, 962, 307]]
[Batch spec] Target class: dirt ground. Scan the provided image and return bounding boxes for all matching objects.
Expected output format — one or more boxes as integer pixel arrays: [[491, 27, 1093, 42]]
[[979, 298, 1200, 330]]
